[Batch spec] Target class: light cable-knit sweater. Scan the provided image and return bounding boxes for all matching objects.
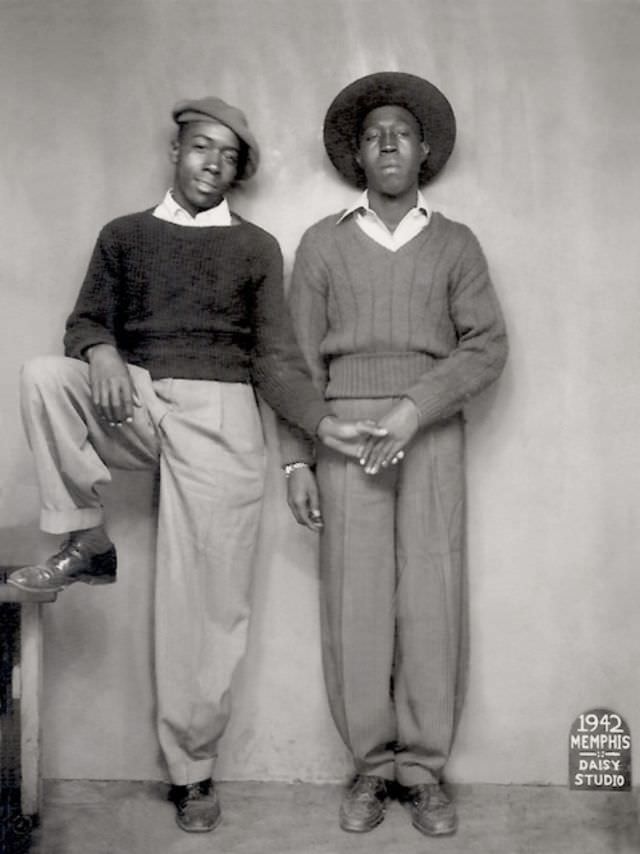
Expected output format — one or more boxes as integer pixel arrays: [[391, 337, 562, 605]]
[[282, 210, 508, 460]]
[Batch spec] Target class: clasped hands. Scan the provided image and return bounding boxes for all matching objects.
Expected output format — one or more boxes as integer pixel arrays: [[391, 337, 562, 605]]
[[288, 401, 420, 532], [317, 398, 419, 475]]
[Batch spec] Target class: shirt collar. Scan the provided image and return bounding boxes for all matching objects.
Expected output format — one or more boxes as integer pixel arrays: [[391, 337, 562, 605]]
[[156, 189, 232, 226], [337, 190, 430, 224]]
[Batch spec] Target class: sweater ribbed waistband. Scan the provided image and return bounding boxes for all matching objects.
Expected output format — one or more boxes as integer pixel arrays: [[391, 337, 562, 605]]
[[326, 352, 434, 399]]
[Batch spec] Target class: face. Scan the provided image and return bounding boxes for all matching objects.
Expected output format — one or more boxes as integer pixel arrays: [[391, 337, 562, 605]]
[[355, 105, 429, 197], [170, 120, 240, 215]]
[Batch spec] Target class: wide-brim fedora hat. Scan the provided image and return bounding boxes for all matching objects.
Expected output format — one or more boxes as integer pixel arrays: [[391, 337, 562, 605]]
[[323, 71, 456, 188], [172, 96, 260, 180]]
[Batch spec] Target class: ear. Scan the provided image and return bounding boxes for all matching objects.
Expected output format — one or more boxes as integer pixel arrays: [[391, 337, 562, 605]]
[[420, 141, 430, 164], [354, 150, 363, 169], [169, 137, 180, 165]]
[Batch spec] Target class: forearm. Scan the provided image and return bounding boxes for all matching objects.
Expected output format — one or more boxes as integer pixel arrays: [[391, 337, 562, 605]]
[[277, 417, 316, 466], [253, 357, 332, 437], [253, 267, 333, 435], [405, 333, 508, 426], [64, 320, 118, 361], [406, 238, 508, 426]]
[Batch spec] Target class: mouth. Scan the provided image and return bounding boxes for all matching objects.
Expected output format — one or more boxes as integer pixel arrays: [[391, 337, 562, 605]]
[[195, 178, 220, 192]]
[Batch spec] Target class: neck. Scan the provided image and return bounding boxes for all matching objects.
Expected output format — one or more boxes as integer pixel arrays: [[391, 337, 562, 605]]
[[171, 189, 226, 218], [366, 187, 419, 232]]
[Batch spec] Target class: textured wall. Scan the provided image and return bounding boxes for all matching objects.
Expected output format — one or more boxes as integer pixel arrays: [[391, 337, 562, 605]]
[[1, 0, 639, 784]]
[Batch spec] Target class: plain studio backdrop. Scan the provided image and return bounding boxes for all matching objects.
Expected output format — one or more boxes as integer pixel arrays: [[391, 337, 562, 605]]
[[1, 0, 639, 788]]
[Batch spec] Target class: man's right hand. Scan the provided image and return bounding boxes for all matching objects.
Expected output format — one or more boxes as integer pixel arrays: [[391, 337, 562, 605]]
[[316, 415, 388, 460], [86, 344, 139, 425]]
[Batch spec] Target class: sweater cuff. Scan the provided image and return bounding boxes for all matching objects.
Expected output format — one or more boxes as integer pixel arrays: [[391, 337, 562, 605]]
[[65, 333, 117, 362], [301, 401, 334, 438], [278, 422, 315, 466], [404, 381, 464, 427]]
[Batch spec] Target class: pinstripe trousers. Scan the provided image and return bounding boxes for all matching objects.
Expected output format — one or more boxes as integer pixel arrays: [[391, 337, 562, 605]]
[[20, 356, 266, 785], [316, 397, 468, 787]]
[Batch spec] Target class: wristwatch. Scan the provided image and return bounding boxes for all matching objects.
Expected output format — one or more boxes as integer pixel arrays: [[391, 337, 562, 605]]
[[282, 461, 311, 478]]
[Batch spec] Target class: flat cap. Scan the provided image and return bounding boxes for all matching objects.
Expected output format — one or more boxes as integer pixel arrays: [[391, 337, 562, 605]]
[[172, 96, 260, 180], [323, 72, 456, 188]]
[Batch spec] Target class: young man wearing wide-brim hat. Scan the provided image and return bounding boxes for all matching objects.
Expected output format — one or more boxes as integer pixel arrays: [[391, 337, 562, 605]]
[[9, 95, 386, 833], [283, 72, 508, 837]]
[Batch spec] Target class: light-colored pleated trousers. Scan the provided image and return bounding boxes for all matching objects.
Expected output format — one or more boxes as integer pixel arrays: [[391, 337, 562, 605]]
[[316, 397, 468, 788], [20, 356, 266, 785]]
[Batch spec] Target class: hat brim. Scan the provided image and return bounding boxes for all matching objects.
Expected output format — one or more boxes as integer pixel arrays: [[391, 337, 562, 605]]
[[323, 72, 456, 188]]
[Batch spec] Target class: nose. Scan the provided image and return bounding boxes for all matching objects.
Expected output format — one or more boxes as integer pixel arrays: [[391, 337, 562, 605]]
[[380, 128, 398, 152], [204, 148, 222, 172]]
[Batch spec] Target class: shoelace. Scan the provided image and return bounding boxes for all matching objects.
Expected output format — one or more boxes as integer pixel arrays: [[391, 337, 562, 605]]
[[179, 780, 212, 803], [183, 784, 204, 801]]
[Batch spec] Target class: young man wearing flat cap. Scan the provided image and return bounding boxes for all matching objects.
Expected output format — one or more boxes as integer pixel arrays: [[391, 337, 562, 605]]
[[282, 72, 508, 837], [9, 95, 385, 833]]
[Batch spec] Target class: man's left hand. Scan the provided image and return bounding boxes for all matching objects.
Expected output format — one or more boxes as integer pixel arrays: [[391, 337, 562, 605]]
[[358, 398, 420, 475], [317, 415, 388, 460], [286, 466, 324, 532]]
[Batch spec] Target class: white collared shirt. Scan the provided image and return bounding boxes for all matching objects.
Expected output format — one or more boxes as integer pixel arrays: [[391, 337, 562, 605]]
[[337, 190, 431, 251], [153, 190, 232, 227]]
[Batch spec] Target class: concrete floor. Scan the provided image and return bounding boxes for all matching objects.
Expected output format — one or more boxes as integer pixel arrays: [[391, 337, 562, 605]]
[[22, 780, 640, 854]]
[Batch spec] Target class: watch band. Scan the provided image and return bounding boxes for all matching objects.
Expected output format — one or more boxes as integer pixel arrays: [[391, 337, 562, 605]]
[[282, 461, 311, 478]]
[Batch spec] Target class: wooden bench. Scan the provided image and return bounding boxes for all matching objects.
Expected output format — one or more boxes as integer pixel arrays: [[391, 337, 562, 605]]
[[0, 569, 57, 843]]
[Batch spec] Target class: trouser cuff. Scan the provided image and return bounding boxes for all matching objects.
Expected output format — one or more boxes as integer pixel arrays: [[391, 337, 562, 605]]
[[395, 765, 442, 787], [167, 758, 216, 787], [40, 508, 104, 535], [356, 759, 395, 782]]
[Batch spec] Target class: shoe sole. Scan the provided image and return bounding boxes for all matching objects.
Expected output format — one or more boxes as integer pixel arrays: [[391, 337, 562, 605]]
[[339, 810, 386, 833], [175, 812, 222, 834], [6, 572, 116, 595], [411, 816, 458, 837]]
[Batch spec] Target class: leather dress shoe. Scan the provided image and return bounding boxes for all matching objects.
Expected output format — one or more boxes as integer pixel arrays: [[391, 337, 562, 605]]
[[407, 783, 457, 836], [339, 775, 388, 833], [7, 536, 117, 594], [169, 778, 221, 833]]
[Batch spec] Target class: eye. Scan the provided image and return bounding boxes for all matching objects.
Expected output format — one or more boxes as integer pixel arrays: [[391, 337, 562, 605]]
[[222, 150, 239, 165], [363, 130, 380, 142]]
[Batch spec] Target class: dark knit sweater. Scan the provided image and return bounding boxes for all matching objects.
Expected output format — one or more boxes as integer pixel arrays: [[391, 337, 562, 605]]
[[281, 210, 508, 459], [64, 209, 331, 436]]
